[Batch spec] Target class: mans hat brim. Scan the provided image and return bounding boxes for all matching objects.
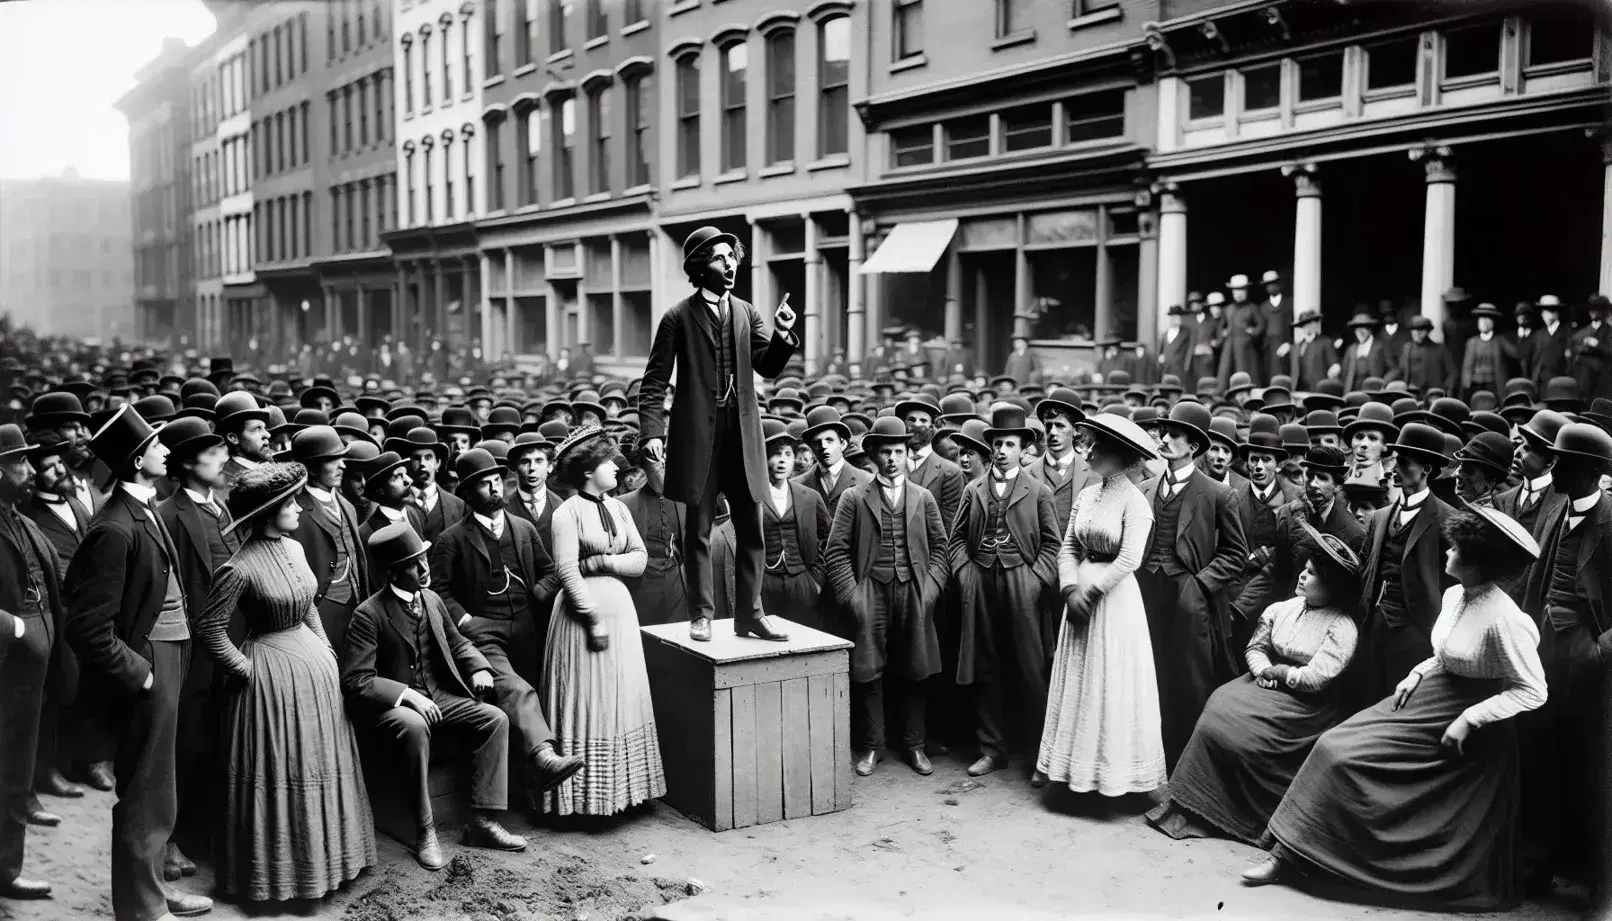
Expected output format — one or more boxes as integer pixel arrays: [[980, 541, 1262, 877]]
[[983, 425, 1036, 444], [1340, 418, 1399, 444], [363, 456, 412, 493], [455, 463, 511, 497], [1159, 418, 1211, 457], [951, 432, 990, 456], [1034, 399, 1085, 424], [221, 470, 309, 537], [1302, 393, 1346, 411], [1392, 443, 1450, 466], [800, 420, 851, 443], [0, 435, 39, 462]]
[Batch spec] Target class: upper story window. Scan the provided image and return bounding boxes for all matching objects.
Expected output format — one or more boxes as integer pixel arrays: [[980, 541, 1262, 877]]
[[1297, 51, 1345, 102], [994, 0, 1023, 39], [484, 1, 501, 76], [585, 0, 606, 41], [590, 86, 611, 194], [522, 106, 542, 205], [486, 116, 506, 211], [1528, 13, 1594, 67], [893, 0, 923, 62], [402, 35, 415, 113], [1443, 22, 1501, 79], [720, 42, 748, 172], [1364, 35, 1418, 90], [1001, 102, 1051, 151], [517, 0, 536, 64], [625, 0, 645, 26], [1065, 90, 1124, 141], [421, 30, 434, 102], [942, 114, 989, 161], [441, 17, 455, 100], [549, 0, 567, 56], [889, 123, 934, 167], [1242, 64, 1280, 112], [1185, 73, 1224, 120], [627, 72, 651, 187], [765, 29, 795, 166], [675, 52, 701, 178], [555, 97, 576, 200], [817, 16, 850, 157]]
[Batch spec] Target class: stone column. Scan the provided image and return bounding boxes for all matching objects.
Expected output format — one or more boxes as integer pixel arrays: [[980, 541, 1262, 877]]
[[1284, 162, 1322, 322], [847, 214, 866, 361], [479, 252, 494, 355], [803, 216, 821, 371], [750, 221, 772, 333], [394, 262, 408, 353], [323, 284, 338, 342], [1411, 145, 1456, 334], [1156, 181, 1188, 330], [356, 285, 370, 372], [609, 234, 624, 359], [1599, 132, 1612, 295], [1137, 205, 1160, 349], [1012, 215, 1032, 339], [504, 248, 517, 355], [944, 244, 963, 343], [433, 260, 447, 349], [1094, 210, 1112, 341], [545, 260, 561, 360]]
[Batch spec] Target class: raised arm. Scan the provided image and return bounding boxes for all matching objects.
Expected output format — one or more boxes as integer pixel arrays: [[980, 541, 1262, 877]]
[[748, 300, 799, 379]]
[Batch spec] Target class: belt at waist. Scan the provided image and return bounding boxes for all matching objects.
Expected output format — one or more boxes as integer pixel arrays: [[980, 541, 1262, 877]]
[[1082, 550, 1118, 564]]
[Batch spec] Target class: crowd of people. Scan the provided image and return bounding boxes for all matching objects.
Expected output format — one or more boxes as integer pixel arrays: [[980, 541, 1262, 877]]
[[0, 258, 1610, 920]]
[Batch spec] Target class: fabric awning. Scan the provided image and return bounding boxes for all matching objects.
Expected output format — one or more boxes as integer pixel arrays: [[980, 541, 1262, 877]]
[[858, 219, 959, 274]]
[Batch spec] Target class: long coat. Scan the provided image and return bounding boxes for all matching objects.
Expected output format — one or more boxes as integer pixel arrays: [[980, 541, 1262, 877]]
[[20, 495, 85, 701], [340, 587, 491, 717], [637, 292, 799, 505], [1533, 321, 1573, 391], [64, 489, 184, 701], [1025, 453, 1099, 537], [1394, 340, 1457, 393], [1262, 295, 1292, 382], [793, 463, 871, 516], [909, 451, 966, 535], [156, 488, 241, 693], [1291, 334, 1339, 391], [1355, 496, 1455, 699], [1572, 322, 1612, 401], [292, 489, 371, 604], [822, 481, 949, 683], [1139, 468, 1250, 675], [1158, 325, 1193, 384], [1341, 337, 1393, 391], [1220, 301, 1267, 386], [948, 474, 1061, 685], [1233, 497, 1366, 623]]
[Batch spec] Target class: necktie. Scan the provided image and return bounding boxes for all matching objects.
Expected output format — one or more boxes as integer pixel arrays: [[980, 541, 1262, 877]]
[[1519, 486, 1538, 512], [408, 595, 423, 620], [200, 498, 222, 519]]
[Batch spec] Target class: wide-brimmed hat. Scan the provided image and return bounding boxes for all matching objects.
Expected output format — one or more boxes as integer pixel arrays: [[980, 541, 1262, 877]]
[[1460, 500, 1541, 561], [1391, 422, 1450, 467], [1159, 401, 1213, 457], [221, 462, 307, 536], [1471, 302, 1503, 320], [1550, 421, 1612, 467], [454, 448, 509, 497], [0, 424, 38, 463], [983, 402, 1035, 443], [26, 391, 92, 429], [1076, 412, 1159, 462], [290, 425, 352, 463], [367, 520, 429, 570], [88, 405, 163, 485], [1298, 519, 1364, 578], [860, 416, 911, 450], [552, 424, 612, 469]]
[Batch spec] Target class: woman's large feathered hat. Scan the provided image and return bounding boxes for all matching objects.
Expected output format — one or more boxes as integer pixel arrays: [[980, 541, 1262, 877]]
[[223, 462, 307, 536]]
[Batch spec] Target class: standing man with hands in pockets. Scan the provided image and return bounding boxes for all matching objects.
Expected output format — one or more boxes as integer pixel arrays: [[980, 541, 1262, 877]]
[[636, 226, 801, 643]]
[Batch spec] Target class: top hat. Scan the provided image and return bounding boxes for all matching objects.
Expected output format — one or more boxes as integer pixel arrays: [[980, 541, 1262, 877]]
[[26, 392, 92, 428], [1076, 411, 1159, 462], [682, 226, 741, 264], [88, 405, 163, 484], [1391, 422, 1450, 467], [0, 424, 38, 462], [860, 416, 911, 450], [207, 357, 235, 383], [800, 405, 851, 443], [454, 448, 509, 497], [368, 520, 430, 571], [983, 402, 1035, 443], [1161, 401, 1213, 457]]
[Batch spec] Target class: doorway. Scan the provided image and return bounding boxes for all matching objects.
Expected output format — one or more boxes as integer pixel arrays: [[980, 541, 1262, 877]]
[[965, 251, 1016, 377]]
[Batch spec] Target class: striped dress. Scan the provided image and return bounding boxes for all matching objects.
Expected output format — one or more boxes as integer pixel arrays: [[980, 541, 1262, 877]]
[[196, 536, 376, 901], [541, 494, 666, 816]]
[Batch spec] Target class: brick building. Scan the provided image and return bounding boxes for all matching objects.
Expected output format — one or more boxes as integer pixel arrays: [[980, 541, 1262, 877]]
[[0, 174, 135, 340], [117, 36, 196, 345]]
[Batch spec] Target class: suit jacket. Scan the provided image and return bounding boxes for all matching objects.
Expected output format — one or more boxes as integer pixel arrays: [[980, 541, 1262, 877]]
[[292, 488, 371, 604], [1380, 324, 1412, 374], [359, 504, 429, 587], [429, 512, 559, 626], [1230, 477, 1304, 560], [1139, 468, 1249, 595], [948, 473, 1060, 588], [1358, 495, 1454, 638], [1493, 480, 1566, 546], [0, 505, 65, 677], [505, 486, 562, 548], [1342, 336, 1393, 391], [793, 463, 871, 516], [909, 450, 966, 535], [1026, 453, 1098, 536], [220, 455, 255, 501], [619, 481, 687, 570], [1121, 350, 1155, 387], [1393, 340, 1457, 393], [1571, 322, 1612, 400], [416, 487, 467, 544], [1291, 335, 1339, 391], [1222, 301, 1266, 384], [156, 488, 236, 615], [20, 493, 89, 567], [637, 292, 798, 505], [761, 481, 831, 582], [64, 488, 183, 699], [340, 586, 491, 716], [1262, 295, 1292, 380], [823, 480, 950, 609], [1234, 497, 1366, 620], [1158, 325, 1193, 383], [1002, 351, 1040, 384], [1524, 498, 1612, 684], [1533, 321, 1573, 390], [1460, 334, 1516, 390]]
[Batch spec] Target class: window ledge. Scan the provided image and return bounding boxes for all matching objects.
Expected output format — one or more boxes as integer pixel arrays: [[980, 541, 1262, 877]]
[[421, 105, 434, 115], [483, 74, 506, 89], [404, 111, 416, 120], [584, 35, 609, 51], [548, 49, 575, 65], [621, 20, 649, 37], [442, 97, 455, 107], [484, 208, 509, 219], [1524, 59, 1593, 77], [759, 161, 795, 177], [1440, 72, 1499, 90], [462, 91, 475, 103], [1362, 85, 1416, 101], [807, 154, 850, 172], [516, 203, 543, 214], [513, 63, 537, 78], [991, 30, 1036, 52], [582, 192, 612, 203], [668, 0, 700, 16], [1067, 7, 1121, 31], [889, 54, 927, 74], [670, 175, 701, 190], [549, 197, 577, 209]]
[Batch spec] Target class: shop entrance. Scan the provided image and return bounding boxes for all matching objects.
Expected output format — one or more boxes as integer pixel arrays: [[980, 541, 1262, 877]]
[[964, 251, 1016, 378]]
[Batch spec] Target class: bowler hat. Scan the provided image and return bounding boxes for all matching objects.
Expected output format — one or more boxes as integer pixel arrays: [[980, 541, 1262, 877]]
[[88, 405, 162, 484], [894, 392, 942, 422], [1341, 402, 1399, 444], [299, 385, 339, 409], [436, 405, 482, 439], [1550, 422, 1612, 467], [682, 225, 740, 264], [983, 402, 1035, 443], [0, 424, 37, 462], [1034, 387, 1085, 425], [508, 431, 549, 462], [1346, 311, 1379, 328], [368, 520, 429, 571], [1223, 372, 1255, 399], [800, 405, 851, 443], [762, 417, 795, 450], [454, 448, 509, 497], [1582, 397, 1612, 432], [937, 393, 979, 426], [26, 392, 91, 428], [1161, 401, 1213, 457], [483, 406, 524, 437], [214, 390, 269, 431], [290, 425, 351, 463], [1302, 379, 1346, 411], [1408, 397, 1472, 438], [1461, 411, 1511, 440], [388, 426, 450, 463], [362, 450, 411, 495], [207, 357, 235, 384], [1303, 409, 1342, 434], [333, 411, 378, 446], [1207, 418, 1241, 454], [1520, 409, 1570, 451], [1455, 431, 1515, 475], [1543, 376, 1584, 412], [860, 416, 910, 450], [1300, 444, 1351, 477], [157, 416, 224, 460], [1281, 423, 1311, 452], [951, 419, 991, 457], [1472, 302, 1503, 320], [570, 390, 609, 421], [1391, 422, 1450, 467], [1241, 420, 1285, 458]]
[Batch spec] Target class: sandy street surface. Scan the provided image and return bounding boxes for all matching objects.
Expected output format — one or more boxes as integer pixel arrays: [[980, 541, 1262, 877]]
[[0, 753, 1580, 921]]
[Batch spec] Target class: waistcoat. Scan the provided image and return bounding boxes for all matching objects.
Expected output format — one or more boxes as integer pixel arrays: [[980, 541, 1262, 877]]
[[763, 496, 807, 576], [318, 494, 356, 605], [1147, 481, 1189, 576], [1375, 517, 1412, 627], [974, 480, 1026, 569], [1545, 521, 1587, 630], [711, 299, 737, 407], [869, 488, 913, 584], [479, 520, 531, 621]]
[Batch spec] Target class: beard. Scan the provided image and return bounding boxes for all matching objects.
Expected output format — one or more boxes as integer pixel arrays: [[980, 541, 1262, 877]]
[[471, 494, 506, 515]]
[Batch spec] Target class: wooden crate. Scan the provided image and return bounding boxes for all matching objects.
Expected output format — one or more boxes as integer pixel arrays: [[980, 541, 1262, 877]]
[[641, 618, 854, 831]]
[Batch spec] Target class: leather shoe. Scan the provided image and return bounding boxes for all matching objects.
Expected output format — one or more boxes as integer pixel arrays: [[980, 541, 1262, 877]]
[[689, 616, 712, 642], [416, 825, 445, 871], [966, 755, 1007, 777], [854, 749, 882, 776], [36, 769, 84, 799], [0, 878, 51, 900], [531, 744, 586, 793], [82, 761, 115, 792], [905, 748, 933, 776], [734, 615, 789, 642], [1030, 770, 1048, 789], [164, 843, 196, 881], [25, 808, 60, 827], [464, 813, 527, 852], [165, 891, 213, 916], [1240, 857, 1284, 885]]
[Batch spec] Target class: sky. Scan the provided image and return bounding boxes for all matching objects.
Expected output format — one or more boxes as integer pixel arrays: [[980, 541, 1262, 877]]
[[0, 0, 218, 181]]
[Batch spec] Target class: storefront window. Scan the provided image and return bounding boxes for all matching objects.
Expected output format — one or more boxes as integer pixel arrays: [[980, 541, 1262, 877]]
[[889, 124, 934, 167], [1001, 103, 1053, 152], [1028, 248, 1097, 341], [1365, 36, 1418, 90], [943, 115, 990, 161], [1444, 23, 1501, 79], [1186, 74, 1224, 120], [1242, 64, 1281, 112], [1297, 51, 1344, 101]]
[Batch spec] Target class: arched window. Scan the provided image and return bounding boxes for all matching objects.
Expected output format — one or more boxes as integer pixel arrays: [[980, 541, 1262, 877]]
[[461, 123, 476, 218], [554, 96, 576, 200], [719, 41, 747, 172], [401, 34, 414, 114], [402, 141, 416, 225], [419, 25, 433, 103], [421, 135, 435, 223], [441, 129, 457, 218], [440, 14, 455, 101], [674, 51, 700, 179], [817, 15, 849, 156], [764, 28, 795, 165]]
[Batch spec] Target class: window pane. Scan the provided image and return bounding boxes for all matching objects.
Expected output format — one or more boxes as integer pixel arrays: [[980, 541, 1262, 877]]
[[561, 98, 575, 141], [895, 0, 922, 60], [767, 32, 794, 96], [1365, 35, 1418, 89], [1444, 23, 1501, 79], [1242, 64, 1280, 111], [1297, 51, 1343, 101], [678, 57, 700, 116], [942, 114, 989, 161], [820, 16, 850, 79], [1065, 89, 1125, 142], [890, 124, 933, 167], [724, 43, 747, 101], [1529, 14, 1594, 66], [1001, 103, 1051, 152], [818, 17, 850, 157], [1186, 74, 1224, 120]]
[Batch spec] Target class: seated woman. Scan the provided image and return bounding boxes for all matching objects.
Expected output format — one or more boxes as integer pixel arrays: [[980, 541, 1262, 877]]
[[1146, 522, 1362, 844], [541, 426, 666, 816], [1242, 504, 1547, 911]]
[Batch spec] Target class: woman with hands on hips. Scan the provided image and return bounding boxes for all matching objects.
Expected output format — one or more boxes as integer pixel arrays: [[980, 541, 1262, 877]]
[[1036, 412, 1166, 798], [540, 426, 665, 816], [1243, 502, 1547, 911]]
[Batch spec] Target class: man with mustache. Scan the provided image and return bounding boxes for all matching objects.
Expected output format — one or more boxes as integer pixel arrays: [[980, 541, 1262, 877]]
[[23, 391, 104, 516], [215, 391, 274, 501], [637, 226, 799, 644]]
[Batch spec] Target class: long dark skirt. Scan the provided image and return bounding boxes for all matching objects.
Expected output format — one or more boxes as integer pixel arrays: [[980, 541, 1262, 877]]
[[1264, 671, 1520, 912], [1146, 673, 1350, 845]]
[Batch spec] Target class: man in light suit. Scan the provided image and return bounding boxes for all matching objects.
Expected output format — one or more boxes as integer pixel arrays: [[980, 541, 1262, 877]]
[[1137, 402, 1249, 771], [637, 226, 799, 643]]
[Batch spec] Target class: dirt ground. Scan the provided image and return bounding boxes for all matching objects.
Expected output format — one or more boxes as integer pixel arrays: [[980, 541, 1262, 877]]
[[0, 753, 1584, 921]]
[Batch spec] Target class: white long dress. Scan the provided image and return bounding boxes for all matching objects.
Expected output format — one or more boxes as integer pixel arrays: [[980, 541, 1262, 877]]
[[1036, 474, 1168, 795]]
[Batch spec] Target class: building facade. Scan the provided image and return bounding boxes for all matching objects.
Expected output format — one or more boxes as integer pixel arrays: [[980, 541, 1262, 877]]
[[216, 28, 259, 356], [475, 0, 659, 375], [0, 174, 135, 340], [117, 36, 196, 345]]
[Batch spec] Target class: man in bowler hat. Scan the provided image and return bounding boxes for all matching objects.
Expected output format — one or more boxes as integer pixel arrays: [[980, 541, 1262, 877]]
[[636, 226, 799, 643]]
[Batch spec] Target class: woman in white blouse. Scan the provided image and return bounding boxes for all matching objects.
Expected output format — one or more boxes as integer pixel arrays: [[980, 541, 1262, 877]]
[[1242, 503, 1547, 911], [1146, 522, 1363, 844]]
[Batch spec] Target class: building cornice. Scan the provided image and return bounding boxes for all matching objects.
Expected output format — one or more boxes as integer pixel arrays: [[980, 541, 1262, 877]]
[[851, 141, 1147, 212]]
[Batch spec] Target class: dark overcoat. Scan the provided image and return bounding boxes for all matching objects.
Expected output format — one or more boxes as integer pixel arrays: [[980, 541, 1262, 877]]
[[429, 513, 559, 624], [1341, 337, 1393, 392], [793, 463, 871, 516], [1026, 453, 1098, 537], [340, 587, 491, 717], [909, 451, 966, 535], [1354, 495, 1454, 700], [948, 474, 1061, 685], [292, 488, 372, 604], [1394, 340, 1458, 393], [1158, 325, 1194, 384], [156, 488, 242, 692], [1139, 468, 1250, 675], [1533, 322, 1573, 390], [1233, 497, 1366, 623], [1291, 335, 1338, 391], [637, 292, 798, 505]]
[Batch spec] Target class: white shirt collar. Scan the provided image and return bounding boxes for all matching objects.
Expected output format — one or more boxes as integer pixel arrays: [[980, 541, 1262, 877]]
[[473, 510, 505, 532], [1480, 331, 1494, 342], [306, 484, 334, 502], [1384, 322, 1398, 333], [419, 482, 438, 498], [911, 444, 932, 464], [769, 480, 790, 496], [1169, 463, 1195, 484], [700, 288, 727, 312], [824, 459, 845, 479], [1572, 492, 1600, 514], [379, 504, 405, 521], [1401, 487, 1431, 509], [876, 474, 905, 492], [992, 464, 1020, 481], [519, 487, 545, 508], [1048, 449, 1075, 470], [1546, 320, 1560, 334], [1527, 472, 1553, 492], [1253, 480, 1275, 500], [183, 487, 216, 505], [121, 481, 156, 505], [389, 585, 416, 605]]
